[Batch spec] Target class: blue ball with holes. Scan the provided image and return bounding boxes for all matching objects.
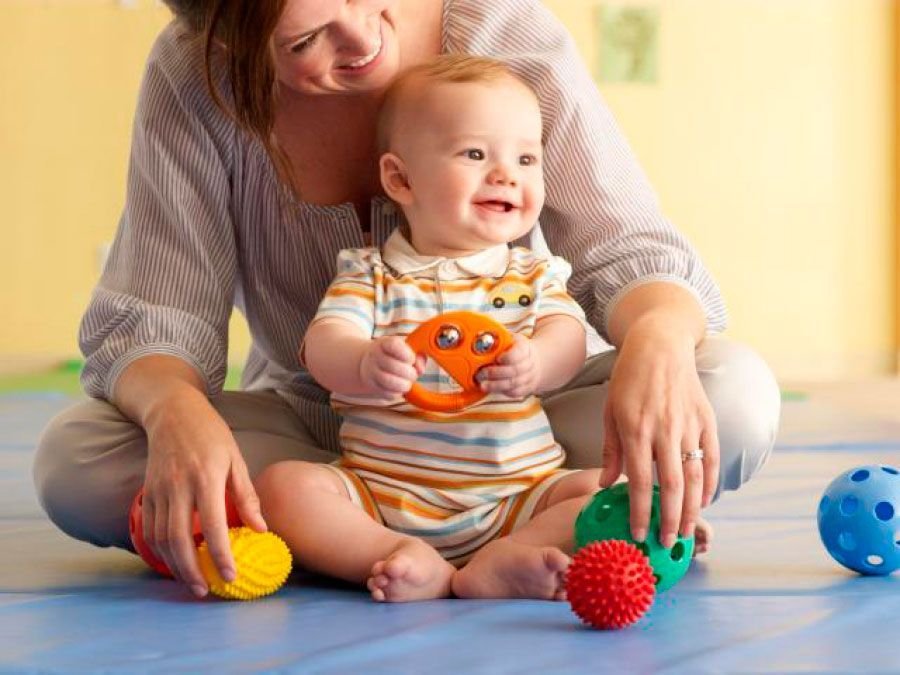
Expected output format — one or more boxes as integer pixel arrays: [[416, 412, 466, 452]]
[[817, 464, 900, 575]]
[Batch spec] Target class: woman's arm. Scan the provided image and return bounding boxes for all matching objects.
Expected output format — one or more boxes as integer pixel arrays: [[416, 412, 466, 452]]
[[78, 25, 252, 597], [113, 355, 267, 599], [607, 282, 705, 349]]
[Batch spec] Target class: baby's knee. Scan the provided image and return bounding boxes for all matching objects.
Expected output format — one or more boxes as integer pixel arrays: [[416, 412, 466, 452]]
[[698, 337, 781, 496], [255, 461, 341, 509]]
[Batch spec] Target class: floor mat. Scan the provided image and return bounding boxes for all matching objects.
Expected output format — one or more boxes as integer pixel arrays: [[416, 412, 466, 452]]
[[1, 383, 898, 673]]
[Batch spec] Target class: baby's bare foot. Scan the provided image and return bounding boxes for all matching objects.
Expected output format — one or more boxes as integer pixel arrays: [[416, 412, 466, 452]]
[[366, 538, 455, 602], [694, 516, 714, 555], [452, 538, 570, 601]]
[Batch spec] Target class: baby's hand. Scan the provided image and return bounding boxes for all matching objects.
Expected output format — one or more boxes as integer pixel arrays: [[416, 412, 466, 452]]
[[360, 336, 425, 399], [477, 334, 540, 399]]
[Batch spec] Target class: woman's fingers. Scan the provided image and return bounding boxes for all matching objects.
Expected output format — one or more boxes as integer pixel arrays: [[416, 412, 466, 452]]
[[654, 436, 685, 548], [700, 419, 720, 507], [168, 493, 207, 596], [599, 405, 622, 488], [678, 435, 704, 540], [196, 483, 235, 585], [624, 462, 654, 543], [230, 463, 267, 533]]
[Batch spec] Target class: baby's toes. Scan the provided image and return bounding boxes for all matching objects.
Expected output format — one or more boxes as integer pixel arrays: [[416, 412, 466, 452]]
[[543, 548, 571, 574], [382, 554, 412, 579], [370, 572, 391, 589], [370, 560, 387, 578]]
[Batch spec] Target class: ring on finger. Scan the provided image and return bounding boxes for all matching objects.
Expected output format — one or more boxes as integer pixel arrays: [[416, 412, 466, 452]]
[[681, 449, 704, 462]]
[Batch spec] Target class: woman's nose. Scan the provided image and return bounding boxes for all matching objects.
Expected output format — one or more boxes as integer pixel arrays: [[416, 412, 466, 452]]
[[334, 6, 379, 54]]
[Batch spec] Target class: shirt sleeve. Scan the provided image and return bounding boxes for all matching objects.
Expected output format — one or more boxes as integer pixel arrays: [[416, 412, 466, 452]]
[[445, 0, 727, 342], [534, 255, 589, 326], [78, 25, 238, 399], [307, 248, 379, 338]]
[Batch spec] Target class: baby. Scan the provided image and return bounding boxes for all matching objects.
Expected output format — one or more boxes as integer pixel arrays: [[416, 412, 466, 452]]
[[255, 55, 602, 602]]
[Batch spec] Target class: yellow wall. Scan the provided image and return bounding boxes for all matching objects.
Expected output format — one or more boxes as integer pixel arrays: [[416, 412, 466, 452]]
[[549, 0, 897, 380], [1, 0, 896, 380]]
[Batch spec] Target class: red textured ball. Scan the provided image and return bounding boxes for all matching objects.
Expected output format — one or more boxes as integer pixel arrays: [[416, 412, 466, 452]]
[[566, 540, 656, 630], [128, 488, 243, 577]]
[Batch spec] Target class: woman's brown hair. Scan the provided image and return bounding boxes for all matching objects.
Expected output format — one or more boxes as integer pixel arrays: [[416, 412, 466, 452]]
[[163, 0, 294, 186]]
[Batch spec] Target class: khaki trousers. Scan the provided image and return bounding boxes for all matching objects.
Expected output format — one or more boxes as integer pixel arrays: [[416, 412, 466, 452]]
[[33, 336, 780, 550]]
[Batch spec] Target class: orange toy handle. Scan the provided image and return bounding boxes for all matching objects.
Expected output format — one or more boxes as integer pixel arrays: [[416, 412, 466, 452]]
[[128, 487, 243, 577], [404, 311, 514, 413]]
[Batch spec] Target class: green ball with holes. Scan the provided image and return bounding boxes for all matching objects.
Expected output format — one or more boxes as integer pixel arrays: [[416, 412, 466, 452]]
[[574, 482, 694, 592]]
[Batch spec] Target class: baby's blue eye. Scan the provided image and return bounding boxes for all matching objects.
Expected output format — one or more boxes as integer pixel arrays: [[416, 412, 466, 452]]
[[466, 149, 485, 160]]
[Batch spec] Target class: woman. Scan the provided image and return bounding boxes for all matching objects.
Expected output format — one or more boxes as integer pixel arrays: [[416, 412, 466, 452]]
[[34, 0, 780, 599]]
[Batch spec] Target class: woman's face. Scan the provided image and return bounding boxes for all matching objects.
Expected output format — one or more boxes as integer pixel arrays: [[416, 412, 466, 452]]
[[271, 0, 402, 96]]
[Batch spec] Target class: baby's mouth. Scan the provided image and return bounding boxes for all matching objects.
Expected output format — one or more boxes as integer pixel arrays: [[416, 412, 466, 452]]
[[475, 200, 517, 213]]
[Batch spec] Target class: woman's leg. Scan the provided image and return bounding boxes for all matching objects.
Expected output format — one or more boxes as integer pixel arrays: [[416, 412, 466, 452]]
[[32, 390, 337, 551], [542, 336, 780, 501]]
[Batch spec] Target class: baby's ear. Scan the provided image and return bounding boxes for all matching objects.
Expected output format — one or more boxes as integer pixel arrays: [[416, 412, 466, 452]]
[[379, 153, 413, 205]]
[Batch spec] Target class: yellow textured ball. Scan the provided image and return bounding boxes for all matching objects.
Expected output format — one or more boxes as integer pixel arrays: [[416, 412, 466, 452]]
[[197, 527, 292, 601]]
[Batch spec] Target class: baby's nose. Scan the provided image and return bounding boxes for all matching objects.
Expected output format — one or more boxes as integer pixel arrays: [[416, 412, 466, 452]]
[[487, 165, 517, 186]]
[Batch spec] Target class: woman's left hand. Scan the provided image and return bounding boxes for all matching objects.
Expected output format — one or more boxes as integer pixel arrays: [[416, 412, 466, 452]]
[[599, 318, 719, 548]]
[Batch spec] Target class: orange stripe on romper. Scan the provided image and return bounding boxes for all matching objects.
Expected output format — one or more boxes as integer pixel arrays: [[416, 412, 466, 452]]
[[340, 455, 560, 490], [327, 288, 375, 301], [367, 486, 452, 520], [337, 466, 382, 523], [384, 267, 545, 294], [497, 470, 564, 537], [398, 399, 543, 424], [341, 436, 562, 469]]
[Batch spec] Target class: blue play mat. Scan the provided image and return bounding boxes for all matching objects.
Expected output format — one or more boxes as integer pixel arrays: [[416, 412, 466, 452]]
[[1, 390, 898, 672]]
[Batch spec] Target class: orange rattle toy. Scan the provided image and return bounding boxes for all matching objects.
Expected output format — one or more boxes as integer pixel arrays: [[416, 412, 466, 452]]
[[404, 311, 514, 412]]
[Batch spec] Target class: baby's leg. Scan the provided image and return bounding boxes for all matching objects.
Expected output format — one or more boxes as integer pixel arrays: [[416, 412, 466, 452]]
[[255, 462, 454, 602], [452, 469, 601, 600]]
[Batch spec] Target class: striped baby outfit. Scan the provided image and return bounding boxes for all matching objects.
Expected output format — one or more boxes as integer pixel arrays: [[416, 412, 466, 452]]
[[309, 230, 589, 564]]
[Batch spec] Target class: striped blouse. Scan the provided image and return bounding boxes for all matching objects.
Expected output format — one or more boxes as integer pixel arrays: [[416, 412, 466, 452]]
[[79, 0, 726, 456]]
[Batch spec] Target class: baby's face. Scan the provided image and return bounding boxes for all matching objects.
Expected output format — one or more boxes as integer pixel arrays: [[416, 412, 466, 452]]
[[389, 78, 545, 257]]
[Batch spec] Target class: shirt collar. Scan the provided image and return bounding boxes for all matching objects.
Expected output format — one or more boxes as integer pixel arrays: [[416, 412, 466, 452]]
[[382, 229, 510, 278]]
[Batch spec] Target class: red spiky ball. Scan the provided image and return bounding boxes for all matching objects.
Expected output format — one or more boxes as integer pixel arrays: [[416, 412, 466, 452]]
[[566, 539, 656, 630]]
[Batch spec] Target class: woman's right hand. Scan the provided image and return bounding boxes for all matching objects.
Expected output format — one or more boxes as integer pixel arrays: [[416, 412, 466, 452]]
[[140, 388, 267, 598]]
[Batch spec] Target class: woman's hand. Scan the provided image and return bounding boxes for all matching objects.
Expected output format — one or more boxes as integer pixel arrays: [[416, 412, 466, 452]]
[[599, 317, 719, 548], [477, 334, 541, 398], [359, 336, 426, 399], [141, 389, 267, 598]]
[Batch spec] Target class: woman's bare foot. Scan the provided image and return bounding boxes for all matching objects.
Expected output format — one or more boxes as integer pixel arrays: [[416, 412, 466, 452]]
[[694, 516, 714, 555], [451, 538, 570, 600], [366, 538, 455, 602]]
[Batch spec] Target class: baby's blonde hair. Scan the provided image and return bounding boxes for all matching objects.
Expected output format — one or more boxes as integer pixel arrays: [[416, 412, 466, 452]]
[[376, 54, 537, 154]]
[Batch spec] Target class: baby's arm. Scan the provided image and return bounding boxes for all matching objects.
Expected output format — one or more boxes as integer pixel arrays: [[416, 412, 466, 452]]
[[303, 319, 423, 398], [530, 314, 587, 391]]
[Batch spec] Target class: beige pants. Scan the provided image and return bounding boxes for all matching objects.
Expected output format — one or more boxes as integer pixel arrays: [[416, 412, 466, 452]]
[[32, 336, 780, 550]]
